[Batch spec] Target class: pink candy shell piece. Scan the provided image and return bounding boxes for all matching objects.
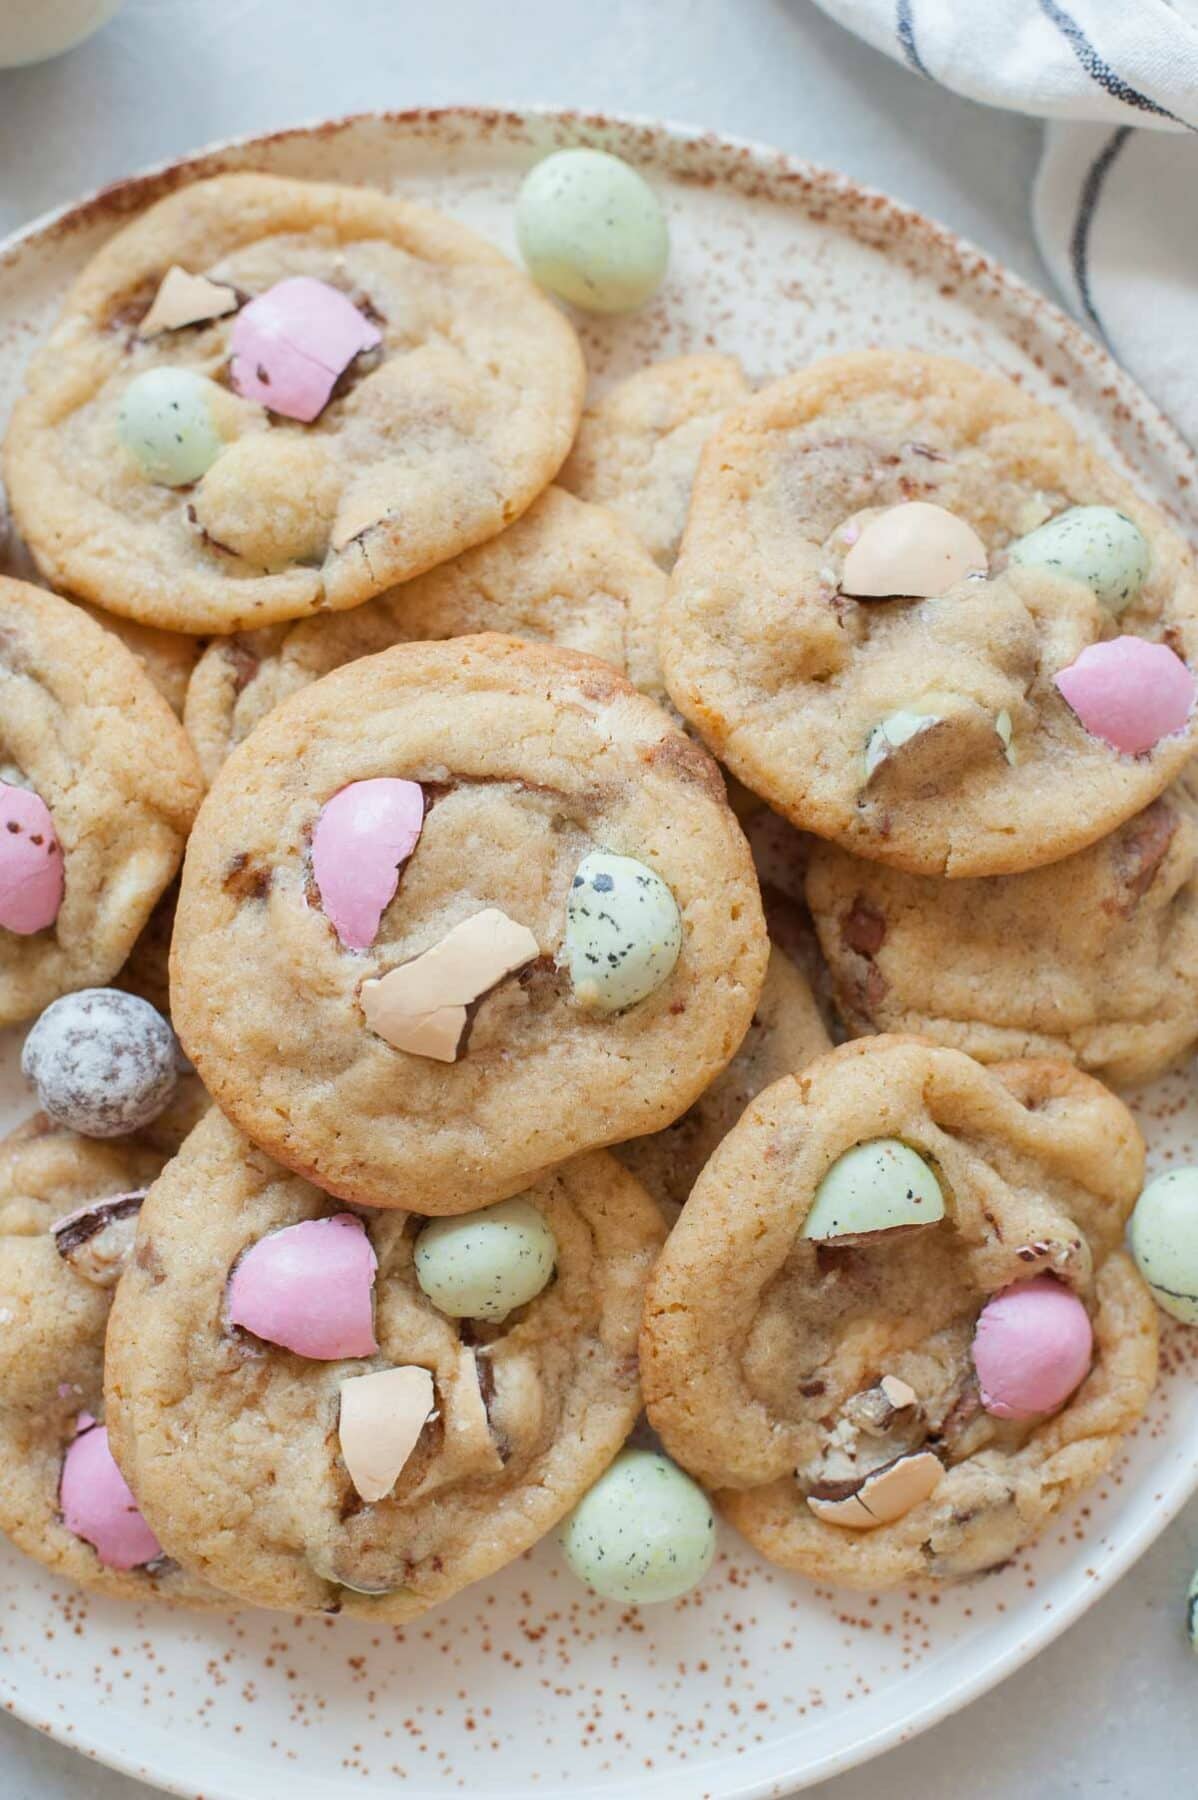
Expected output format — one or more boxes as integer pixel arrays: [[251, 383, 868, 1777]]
[[972, 1275, 1094, 1421], [0, 781, 63, 935], [311, 778, 425, 951], [60, 1422, 161, 1570], [1054, 637, 1195, 756], [229, 276, 382, 422], [227, 1214, 378, 1360]]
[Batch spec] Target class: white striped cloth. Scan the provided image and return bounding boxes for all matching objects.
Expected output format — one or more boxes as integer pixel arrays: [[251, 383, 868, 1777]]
[[810, 0, 1198, 445]]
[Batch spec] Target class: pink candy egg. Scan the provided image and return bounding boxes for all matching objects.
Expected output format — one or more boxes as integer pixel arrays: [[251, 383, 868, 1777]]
[[60, 1421, 161, 1570], [311, 778, 425, 951], [229, 277, 382, 422], [0, 780, 63, 935], [1054, 636, 1194, 755], [971, 1275, 1094, 1421], [227, 1214, 378, 1360]]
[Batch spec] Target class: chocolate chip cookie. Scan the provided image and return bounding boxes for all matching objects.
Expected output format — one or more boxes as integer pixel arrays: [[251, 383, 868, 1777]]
[[0, 578, 202, 1026], [4, 173, 585, 633], [171, 635, 767, 1213], [104, 1107, 664, 1618], [641, 1037, 1158, 1588], [662, 351, 1198, 876]]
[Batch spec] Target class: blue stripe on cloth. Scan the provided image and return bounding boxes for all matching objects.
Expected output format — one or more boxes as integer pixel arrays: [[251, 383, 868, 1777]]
[[1070, 124, 1132, 342], [895, 0, 930, 78], [1039, 0, 1192, 127]]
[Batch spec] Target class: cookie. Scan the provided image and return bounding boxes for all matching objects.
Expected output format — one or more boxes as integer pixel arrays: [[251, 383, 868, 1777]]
[[0, 579, 202, 1026], [807, 779, 1198, 1087], [183, 486, 666, 783], [4, 173, 584, 634], [104, 1107, 664, 1619], [171, 635, 768, 1213], [77, 604, 200, 718], [561, 353, 751, 569], [662, 351, 1198, 877], [615, 941, 829, 1219], [0, 1117, 217, 1604], [640, 1037, 1158, 1588]]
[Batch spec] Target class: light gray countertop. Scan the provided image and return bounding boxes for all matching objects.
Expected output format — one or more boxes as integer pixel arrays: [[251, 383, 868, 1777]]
[[1, 1, 1194, 1792]]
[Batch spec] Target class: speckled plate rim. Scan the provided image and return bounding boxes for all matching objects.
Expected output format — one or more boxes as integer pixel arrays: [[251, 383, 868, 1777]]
[[0, 105, 1195, 1800]]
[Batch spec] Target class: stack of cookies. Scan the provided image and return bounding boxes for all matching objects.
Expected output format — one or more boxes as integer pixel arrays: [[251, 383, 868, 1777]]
[[0, 159, 1190, 1621]]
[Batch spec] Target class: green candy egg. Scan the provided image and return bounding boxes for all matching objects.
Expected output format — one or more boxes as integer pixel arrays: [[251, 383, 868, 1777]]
[[516, 148, 669, 315], [559, 1448, 715, 1604], [1187, 1567, 1198, 1653], [118, 367, 224, 487], [1008, 505, 1149, 615], [803, 1138, 945, 1241], [1128, 1167, 1198, 1324], [413, 1197, 556, 1323], [565, 849, 682, 1013]]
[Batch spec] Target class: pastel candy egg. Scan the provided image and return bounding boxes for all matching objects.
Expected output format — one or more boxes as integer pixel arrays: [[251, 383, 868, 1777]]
[[565, 850, 682, 1013], [802, 1139, 945, 1241], [863, 708, 941, 780], [1054, 637, 1194, 754], [1128, 1167, 1198, 1323], [117, 367, 224, 486], [971, 1275, 1093, 1419], [559, 1448, 716, 1605], [1009, 505, 1149, 615], [229, 277, 382, 422], [0, 780, 63, 934], [414, 1197, 556, 1323], [60, 1421, 161, 1570], [1187, 1567, 1198, 1652], [21, 989, 179, 1137], [227, 1214, 378, 1359], [516, 148, 669, 315], [311, 778, 425, 950]]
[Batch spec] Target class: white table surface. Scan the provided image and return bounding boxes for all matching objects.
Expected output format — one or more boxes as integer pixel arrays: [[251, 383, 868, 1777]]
[[1, 1, 1194, 1793]]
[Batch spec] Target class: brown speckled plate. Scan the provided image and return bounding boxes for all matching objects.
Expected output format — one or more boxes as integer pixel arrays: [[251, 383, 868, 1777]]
[[0, 107, 1196, 1800]]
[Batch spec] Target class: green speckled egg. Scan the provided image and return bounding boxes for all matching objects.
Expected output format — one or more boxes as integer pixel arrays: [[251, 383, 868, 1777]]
[[803, 1139, 945, 1241], [117, 367, 224, 487], [516, 148, 669, 314], [1008, 505, 1149, 616], [1187, 1567, 1198, 1652], [413, 1196, 557, 1322], [564, 850, 682, 1013], [1129, 1167, 1198, 1324], [559, 1449, 715, 1604]]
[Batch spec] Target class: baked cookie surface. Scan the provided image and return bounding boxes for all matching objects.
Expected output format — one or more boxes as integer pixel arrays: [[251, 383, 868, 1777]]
[[184, 486, 666, 783], [561, 353, 750, 569], [615, 941, 829, 1220], [0, 1117, 217, 1604], [0, 579, 202, 1026], [807, 780, 1198, 1087], [105, 1108, 664, 1619], [171, 635, 767, 1212], [662, 351, 1198, 876], [4, 173, 584, 633], [641, 1037, 1158, 1588]]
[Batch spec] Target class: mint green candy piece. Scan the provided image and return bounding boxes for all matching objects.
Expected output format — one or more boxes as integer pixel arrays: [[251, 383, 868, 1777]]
[[1008, 505, 1149, 615], [118, 367, 223, 487], [414, 1196, 556, 1322], [516, 149, 669, 314], [863, 709, 941, 780], [560, 1449, 715, 1604], [803, 1139, 945, 1241], [1129, 1167, 1198, 1324], [565, 850, 681, 1013]]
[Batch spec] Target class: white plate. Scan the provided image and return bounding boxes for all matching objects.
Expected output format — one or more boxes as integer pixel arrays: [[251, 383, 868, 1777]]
[[0, 107, 1195, 1800]]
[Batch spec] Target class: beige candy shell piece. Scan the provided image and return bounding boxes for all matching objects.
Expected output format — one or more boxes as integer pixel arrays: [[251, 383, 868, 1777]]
[[137, 266, 239, 337], [338, 1365, 435, 1504], [807, 1450, 944, 1531], [360, 909, 540, 1062], [841, 502, 988, 599]]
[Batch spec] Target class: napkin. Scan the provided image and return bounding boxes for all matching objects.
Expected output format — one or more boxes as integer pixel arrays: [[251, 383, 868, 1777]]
[[810, 0, 1198, 443]]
